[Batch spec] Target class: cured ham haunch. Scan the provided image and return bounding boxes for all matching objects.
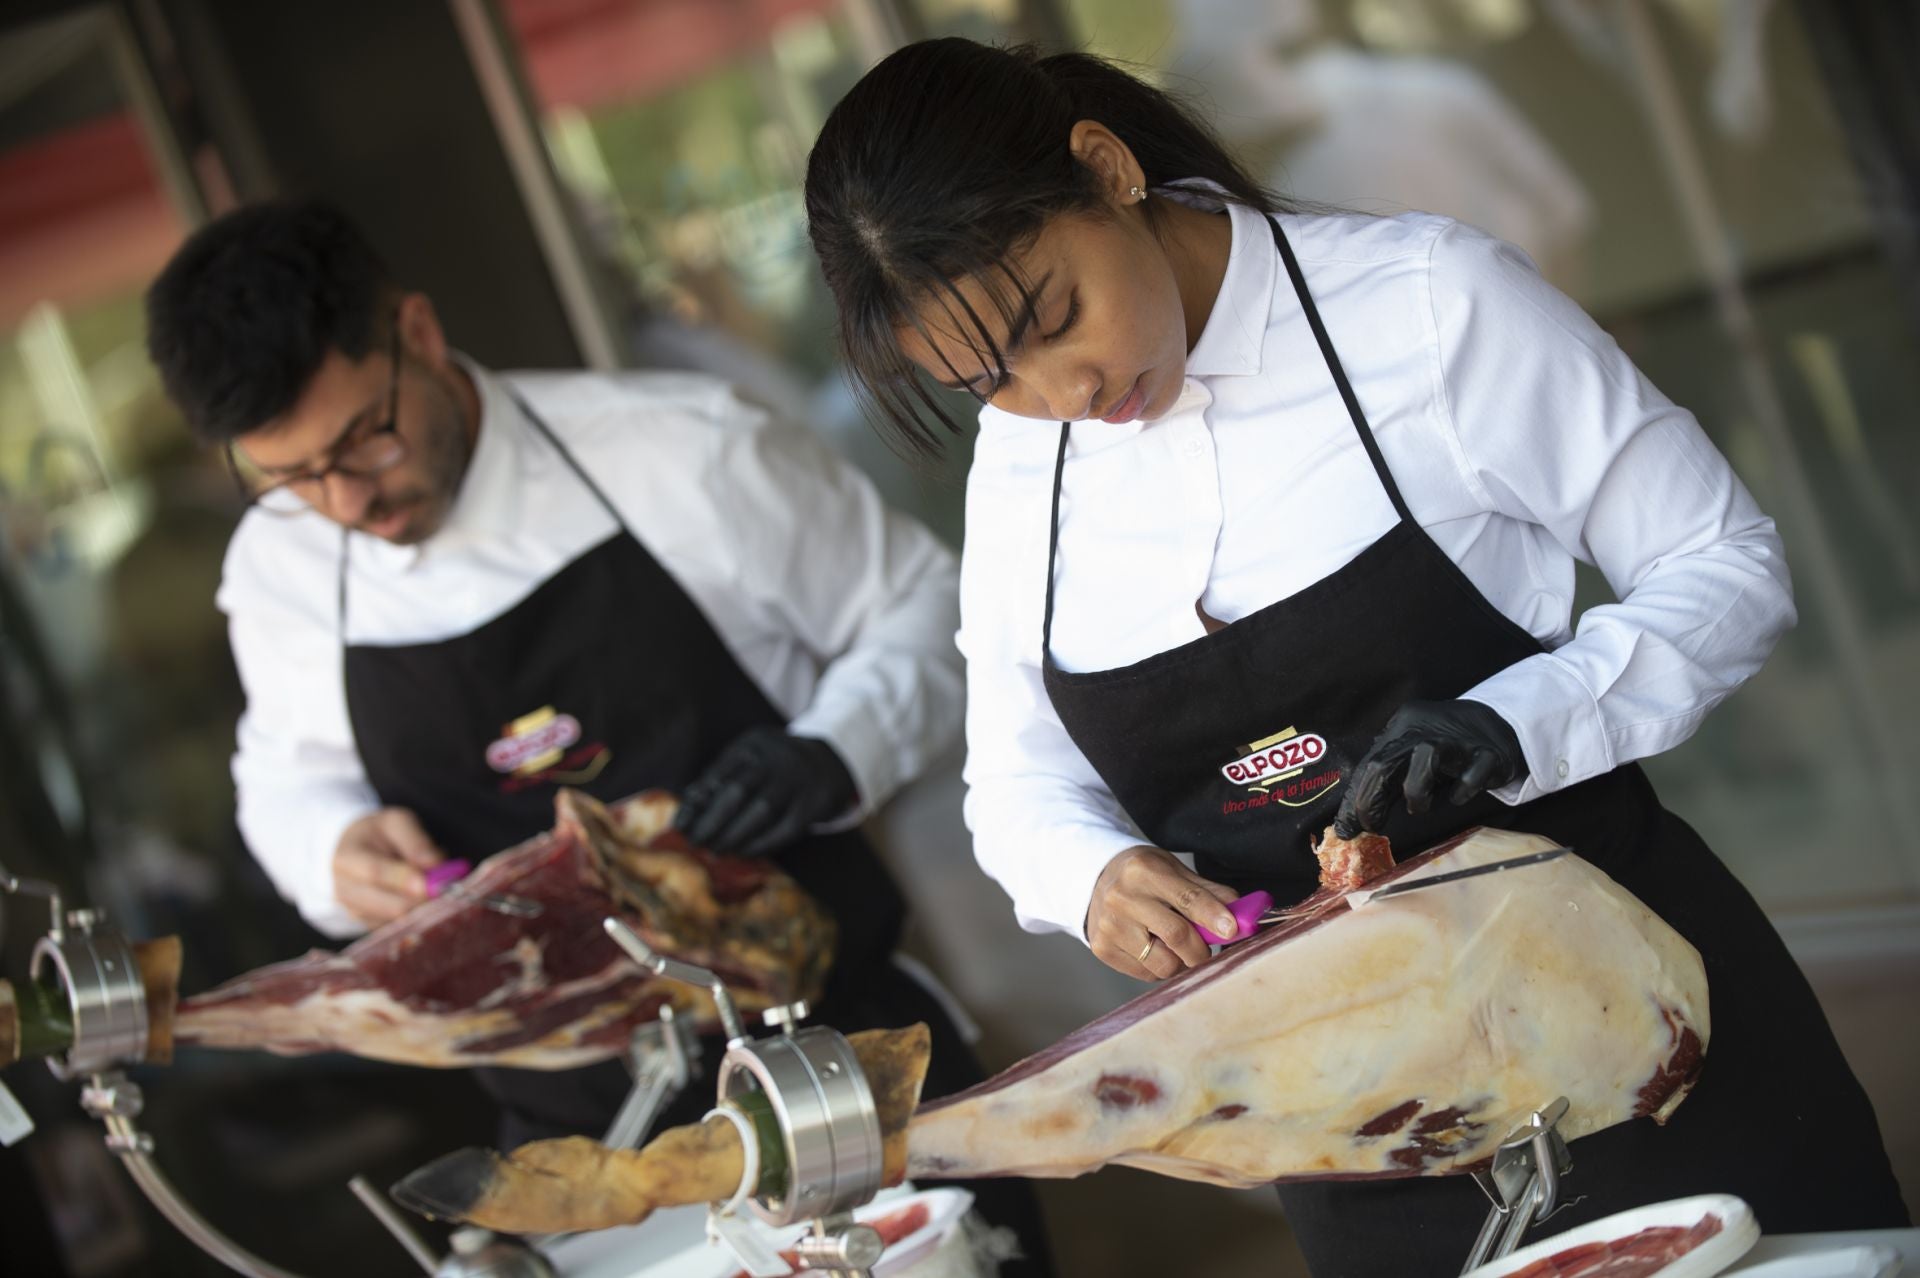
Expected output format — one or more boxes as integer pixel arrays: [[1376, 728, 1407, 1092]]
[[174, 790, 835, 1069], [906, 827, 1707, 1186], [395, 826, 1708, 1236]]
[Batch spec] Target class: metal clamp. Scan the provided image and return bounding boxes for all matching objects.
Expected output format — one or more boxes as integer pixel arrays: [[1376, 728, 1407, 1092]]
[[1461, 1097, 1575, 1275], [83, 1068, 307, 1278], [600, 1004, 700, 1151], [715, 1025, 883, 1231], [1, 891, 328, 1278], [604, 916, 889, 1277], [33, 916, 149, 1079]]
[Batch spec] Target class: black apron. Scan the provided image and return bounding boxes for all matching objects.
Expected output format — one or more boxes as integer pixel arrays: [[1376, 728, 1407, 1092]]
[[339, 395, 903, 1143], [1040, 218, 1907, 1275]]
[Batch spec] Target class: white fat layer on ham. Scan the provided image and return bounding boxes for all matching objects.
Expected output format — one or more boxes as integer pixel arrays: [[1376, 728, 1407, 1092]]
[[474, 937, 547, 1012], [172, 955, 720, 1069], [905, 829, 1708, 1187]]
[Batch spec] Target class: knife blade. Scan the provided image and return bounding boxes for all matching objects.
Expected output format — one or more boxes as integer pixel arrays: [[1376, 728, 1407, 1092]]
[[1358, 846, 1572, 903]]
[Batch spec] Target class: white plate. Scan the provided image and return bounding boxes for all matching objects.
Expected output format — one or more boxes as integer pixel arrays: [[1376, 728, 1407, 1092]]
[[1732, 1246, 1902, 1278], [1465, 1194, 1759, 1278]]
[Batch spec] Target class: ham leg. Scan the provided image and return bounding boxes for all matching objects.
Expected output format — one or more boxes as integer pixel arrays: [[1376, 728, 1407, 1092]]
[[393, 827, 1707, 1235], [174, 790, 835, 1069], [905, 827, 1708, 1186]]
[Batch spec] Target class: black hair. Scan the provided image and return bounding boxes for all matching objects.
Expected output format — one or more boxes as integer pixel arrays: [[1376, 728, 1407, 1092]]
[[145, 198, 394, 443], [805, 38, 1285, 455]]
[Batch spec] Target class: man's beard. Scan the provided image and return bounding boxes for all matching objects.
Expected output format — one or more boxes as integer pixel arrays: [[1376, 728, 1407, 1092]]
[[363, 373, 473, 543]]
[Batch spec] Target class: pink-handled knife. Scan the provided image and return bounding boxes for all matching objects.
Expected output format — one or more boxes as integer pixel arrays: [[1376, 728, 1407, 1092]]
[[423, 859, 473, 898], [421, 859, 543, 918], [1195, 890, 1274, 946]]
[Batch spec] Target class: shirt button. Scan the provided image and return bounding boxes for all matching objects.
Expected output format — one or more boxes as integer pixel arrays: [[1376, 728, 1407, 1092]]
[[1185, 435, 1205, 456], [1555, 759, 1570, 780]]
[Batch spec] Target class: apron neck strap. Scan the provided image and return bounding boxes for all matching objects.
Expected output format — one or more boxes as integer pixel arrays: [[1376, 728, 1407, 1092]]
[[1268, 218, 1413, 524], [508, 388, 632, 533], [1042, 421, 1071, 660]]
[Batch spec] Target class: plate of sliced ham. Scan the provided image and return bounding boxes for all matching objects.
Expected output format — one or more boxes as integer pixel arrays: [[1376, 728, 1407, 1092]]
[[1465, 1194, 1759, 1278]]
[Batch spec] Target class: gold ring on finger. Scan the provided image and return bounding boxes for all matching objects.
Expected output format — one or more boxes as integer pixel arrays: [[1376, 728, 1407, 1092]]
[[1136, 937, 1156, 964]]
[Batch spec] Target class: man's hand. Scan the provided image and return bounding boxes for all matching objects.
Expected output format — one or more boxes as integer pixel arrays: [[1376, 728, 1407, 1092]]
[[1085, 846, 1241, 982], [333, 808, 447, 927], [673, 728, 858, 857], [1334, 700, 1526, 838]]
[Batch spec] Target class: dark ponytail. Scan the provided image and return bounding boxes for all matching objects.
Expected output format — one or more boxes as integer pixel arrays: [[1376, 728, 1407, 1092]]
[[805, 38, 1285, 456]]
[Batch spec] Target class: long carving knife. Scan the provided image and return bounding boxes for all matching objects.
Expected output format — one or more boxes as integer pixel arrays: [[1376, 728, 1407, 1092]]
[[1195, 846, 1574, 946]]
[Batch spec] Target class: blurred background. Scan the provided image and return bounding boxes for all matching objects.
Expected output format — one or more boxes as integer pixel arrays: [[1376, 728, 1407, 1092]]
[[0, 0, 1913, 1274]]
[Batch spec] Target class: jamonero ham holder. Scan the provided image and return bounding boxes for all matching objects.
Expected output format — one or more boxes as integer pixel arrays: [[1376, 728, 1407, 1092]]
[[1, 789, 1713, 1278]]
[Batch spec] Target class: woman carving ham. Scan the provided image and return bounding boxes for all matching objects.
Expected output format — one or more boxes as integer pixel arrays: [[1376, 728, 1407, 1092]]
[[799, 36, 1909, 1275]]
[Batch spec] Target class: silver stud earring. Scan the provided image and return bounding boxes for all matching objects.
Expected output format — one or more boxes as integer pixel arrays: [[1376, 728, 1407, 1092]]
[[1129, 185, 1147, 203]]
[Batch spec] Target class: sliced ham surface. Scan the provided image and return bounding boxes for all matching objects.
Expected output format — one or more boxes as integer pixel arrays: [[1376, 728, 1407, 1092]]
[[1505, 1214, 1724, 1278], [175, 790, 835, 1069], [904, 827, 1708, 1187]]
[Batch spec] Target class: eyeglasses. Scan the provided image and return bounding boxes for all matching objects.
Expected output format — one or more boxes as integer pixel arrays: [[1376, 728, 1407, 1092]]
[[227, 326, 408, 514]]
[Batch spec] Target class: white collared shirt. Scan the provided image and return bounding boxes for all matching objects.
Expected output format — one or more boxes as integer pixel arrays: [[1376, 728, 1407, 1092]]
[[958, 198, 1794, 940], [219, 362, 963, 937]]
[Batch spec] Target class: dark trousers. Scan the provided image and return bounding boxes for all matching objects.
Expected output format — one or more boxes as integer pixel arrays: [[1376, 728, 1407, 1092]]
[[480, 957, 1057, 1276]]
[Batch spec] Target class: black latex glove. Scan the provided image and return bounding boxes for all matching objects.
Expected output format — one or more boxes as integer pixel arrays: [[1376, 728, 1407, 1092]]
[[1333, 700, 1526, 838], [673, 727, 858, 856]]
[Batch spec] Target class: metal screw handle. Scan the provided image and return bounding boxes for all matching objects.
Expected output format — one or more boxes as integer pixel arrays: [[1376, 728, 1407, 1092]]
[[762, 1001, 810, 1034], [794, 1220, 884, 1271], [602, 917, 746, 1042]]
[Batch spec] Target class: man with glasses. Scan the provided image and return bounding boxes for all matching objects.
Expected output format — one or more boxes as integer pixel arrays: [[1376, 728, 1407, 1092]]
[[145, 198, 961, 942], [140, 203, 1053, 1274]]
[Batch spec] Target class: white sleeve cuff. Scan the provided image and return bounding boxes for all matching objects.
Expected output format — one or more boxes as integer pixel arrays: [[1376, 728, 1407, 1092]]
[[237, 777, 378, 941], [1460, 652, 1615, 805], [987, 818, 1143, 944], [297, 803, 374, 939]]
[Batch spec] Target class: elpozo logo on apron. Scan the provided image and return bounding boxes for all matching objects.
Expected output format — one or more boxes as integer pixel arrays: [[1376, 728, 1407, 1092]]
[[1220, 726, 1341, 813], [485, 705, 611, 794]]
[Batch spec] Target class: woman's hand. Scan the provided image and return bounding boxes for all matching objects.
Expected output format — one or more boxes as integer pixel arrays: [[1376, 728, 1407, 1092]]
[[1333, 700, 1525, 837], [1085, 846, 1241, 981]]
